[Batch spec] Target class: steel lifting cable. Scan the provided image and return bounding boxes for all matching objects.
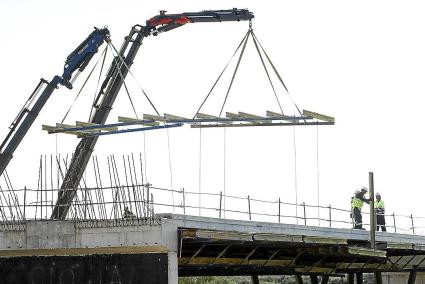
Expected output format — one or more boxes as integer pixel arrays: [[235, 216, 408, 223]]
[[219, 31, 250, 117], [107, 44, 139, 119], [89, 46, 108, 121], [108, 42, 161, 117], [192, 30, 250, 118], [61, 46, 108, 124], [251, 31, 303, 117], [250, 30, 284, 115]]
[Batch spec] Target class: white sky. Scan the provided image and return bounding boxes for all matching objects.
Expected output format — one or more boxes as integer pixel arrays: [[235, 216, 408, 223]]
[[1, 0, 425, 227]]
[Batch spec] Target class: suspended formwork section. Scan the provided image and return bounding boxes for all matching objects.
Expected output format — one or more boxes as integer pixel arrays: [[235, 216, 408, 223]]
[[42, 110, 334, 137]]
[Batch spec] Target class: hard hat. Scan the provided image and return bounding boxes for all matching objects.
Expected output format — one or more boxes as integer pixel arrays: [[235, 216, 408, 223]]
[[354, 190, 360, 194], [376, 192, 381, 196], [361, 187, 368, 192]]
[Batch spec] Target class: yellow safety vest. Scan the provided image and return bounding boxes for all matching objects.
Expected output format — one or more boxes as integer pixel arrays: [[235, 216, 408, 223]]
[[351, 197, 364, 209], [375, 200, 385, 209], [375, 200, 385, 215]]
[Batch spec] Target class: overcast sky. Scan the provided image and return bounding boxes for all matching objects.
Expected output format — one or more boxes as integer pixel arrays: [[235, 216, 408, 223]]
[[1, 1, 425, 228]]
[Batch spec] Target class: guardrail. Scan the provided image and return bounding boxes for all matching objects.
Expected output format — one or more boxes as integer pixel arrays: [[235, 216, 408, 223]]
[[0, 183, 423, 235]]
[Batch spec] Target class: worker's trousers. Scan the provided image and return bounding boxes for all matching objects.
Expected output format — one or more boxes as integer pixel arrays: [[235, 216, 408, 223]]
[[352, 207, 363, 229], [376, 214, 386, 232]]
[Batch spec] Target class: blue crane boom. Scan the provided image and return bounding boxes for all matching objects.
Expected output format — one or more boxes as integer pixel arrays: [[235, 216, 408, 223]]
[[0, 27, 110, 177]]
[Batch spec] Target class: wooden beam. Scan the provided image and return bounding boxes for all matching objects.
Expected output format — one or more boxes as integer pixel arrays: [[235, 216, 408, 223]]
[[346, 247, 387, 258], [387, 243, 414, 250], [195, 230, 253, 242], [295, 267, 334, 274], [179, 257, 293, 266], [42, 124, 88, 136], [196, 113, 221, 119], [238, 112, 264, 119], [0, 246, 168, 258], [225, 112, 239, 119], [143, 114, 166, 122], [164, 113, 188, 121], [266, 110, 285, 118], [191, 121, 334, 128], [303, 110, 335, 123], [76, 121, 118, 131], [303, 236, 347, 245], [253, 233, 303, 243], [118, 116, 159, 126]]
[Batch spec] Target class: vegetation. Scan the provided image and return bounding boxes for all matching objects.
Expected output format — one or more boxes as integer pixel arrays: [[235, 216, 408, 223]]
[[178, 276, 347, 284]]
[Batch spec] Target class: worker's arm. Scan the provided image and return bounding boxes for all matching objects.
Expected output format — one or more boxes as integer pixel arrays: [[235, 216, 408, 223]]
[[356, 193, 371, 204]]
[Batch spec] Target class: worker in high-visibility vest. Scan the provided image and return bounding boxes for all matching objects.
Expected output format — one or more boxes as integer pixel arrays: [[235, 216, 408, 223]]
[[351, 187, 371, 230], [375, 192, 386, 232]]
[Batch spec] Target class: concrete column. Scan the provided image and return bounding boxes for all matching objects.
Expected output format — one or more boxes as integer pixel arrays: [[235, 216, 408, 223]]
[[408, 270, 417, 284], [347, 273, 354, 284], [168, 252, 178, 284], [310, 275, 319, 284], [374, 272, 382, 284], [321, 275, 329, 284], [251, 275, 260, 284], [355, 272, 363, 284], [295, 275, 303, 284]]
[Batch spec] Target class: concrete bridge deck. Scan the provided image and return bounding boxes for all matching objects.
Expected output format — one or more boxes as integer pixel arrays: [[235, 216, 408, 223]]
[[0, 214, 425, 283]]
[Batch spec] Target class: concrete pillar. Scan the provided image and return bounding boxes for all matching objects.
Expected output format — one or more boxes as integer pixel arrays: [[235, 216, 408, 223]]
[[374, 272, 382, 284], [347, 273, 354, 284], [251, 275, 260, 284], [356, 272, 363, 284], [408, 270, 417, 284], [321, 275, 329, 284], [310, 275, 319, 284], [168, 252, 178, 284], [295, 275, 303, 284]]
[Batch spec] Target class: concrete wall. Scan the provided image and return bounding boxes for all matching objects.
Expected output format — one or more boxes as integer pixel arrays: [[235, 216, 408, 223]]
[[0, 220, 179, 284], [382, 272, 425, 284]]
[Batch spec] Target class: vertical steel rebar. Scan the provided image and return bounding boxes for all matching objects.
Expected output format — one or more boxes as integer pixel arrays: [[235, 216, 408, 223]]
[[303, 202, 306, 225]]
